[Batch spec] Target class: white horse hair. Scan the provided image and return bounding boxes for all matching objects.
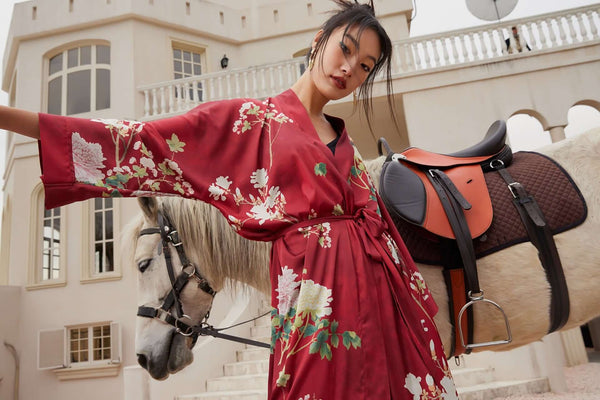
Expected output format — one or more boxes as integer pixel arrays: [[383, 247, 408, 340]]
[[127, 129, 600, 379]]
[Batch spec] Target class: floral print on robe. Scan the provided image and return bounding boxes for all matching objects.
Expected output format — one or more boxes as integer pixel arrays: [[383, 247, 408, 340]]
[[38, 89, 457, 399]]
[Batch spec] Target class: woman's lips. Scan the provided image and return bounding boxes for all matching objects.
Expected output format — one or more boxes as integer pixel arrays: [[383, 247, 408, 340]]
[[331, 76, 347, 90]]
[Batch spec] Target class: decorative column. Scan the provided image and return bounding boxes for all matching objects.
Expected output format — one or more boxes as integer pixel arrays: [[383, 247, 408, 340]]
[[560, 327, 589, 366], [548, 125, 566, 142]]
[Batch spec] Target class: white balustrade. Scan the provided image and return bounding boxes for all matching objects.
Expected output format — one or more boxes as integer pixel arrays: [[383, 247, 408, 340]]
[[139, 4, 600, 119]]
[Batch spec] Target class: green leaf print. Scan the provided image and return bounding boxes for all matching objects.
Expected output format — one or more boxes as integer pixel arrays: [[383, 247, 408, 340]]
[[320, 342, 332, 361], [332, 204, 344, 216], [166, 134, 186, 153], [158, 161, 176, 176], [276, 370, 291, 387], [174, 182, 184, 195], [133, 165, 148, 178], [342, 331, 361, 349], [331, 320, 339, 333], [303, 324, 317, 338], [314, 162, 327, 176], [350, 165, 359, 177], [141, 143, 152, 157], [331, 333, 340, 348], [106, 174, 130, 189]]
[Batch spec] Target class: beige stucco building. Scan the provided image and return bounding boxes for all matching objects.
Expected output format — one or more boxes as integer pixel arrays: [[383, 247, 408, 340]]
[[1, 1, 599, 399]]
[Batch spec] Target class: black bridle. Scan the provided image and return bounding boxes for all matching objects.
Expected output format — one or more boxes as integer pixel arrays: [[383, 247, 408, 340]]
[[136, 211, 270, 349]]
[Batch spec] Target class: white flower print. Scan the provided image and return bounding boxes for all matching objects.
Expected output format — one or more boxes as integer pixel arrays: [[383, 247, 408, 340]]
[[248, 203, 272, 225], [410, 271, 430, 301], [72, 132, 106, 184], [215, 176, 232, 190], [167, 159, 183, 175], [250, 168, 268, 189], [296, 280, 333, 319], [91, 118, 145, 138], [299, 223, 332, 249], [276, 266, 301, 316], [404, 373, 423, 400], [265, 186, 281, 208], [209, 185, 227, 201], [385, 234, 401, 265], [140, 157, 155, 169], [440, 376, 459, 400], [133, 141, 142, 150]]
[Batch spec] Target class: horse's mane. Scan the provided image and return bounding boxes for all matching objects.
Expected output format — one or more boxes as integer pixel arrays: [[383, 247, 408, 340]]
[[121, 197, 271, 295]]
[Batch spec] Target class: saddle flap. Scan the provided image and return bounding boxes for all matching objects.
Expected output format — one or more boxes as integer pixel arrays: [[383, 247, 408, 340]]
[[380, 160, 426, 226], [381, 159, 494, 240], [416, 163, 493, 239]]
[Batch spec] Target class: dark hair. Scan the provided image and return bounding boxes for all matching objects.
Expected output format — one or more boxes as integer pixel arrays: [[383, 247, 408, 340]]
[[307, 0, 397, 133]]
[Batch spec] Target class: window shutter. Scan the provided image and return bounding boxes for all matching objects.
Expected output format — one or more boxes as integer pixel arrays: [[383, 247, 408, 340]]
[[110, 322, 122, 363], [38, 328, 66, 370]]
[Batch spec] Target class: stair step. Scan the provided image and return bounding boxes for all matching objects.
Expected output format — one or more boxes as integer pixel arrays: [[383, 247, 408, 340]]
[[207, 373, 268, 392], [250, 325, 271, 338], [178, 389, 267, 400], [253, 315, 271, 328], [457, 377, 549, 400], [224, 359, 269, 376], [451, 367, 495, 388], [236, 348, 270, 362]]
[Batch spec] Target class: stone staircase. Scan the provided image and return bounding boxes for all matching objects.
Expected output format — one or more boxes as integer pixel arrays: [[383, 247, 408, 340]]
[[178, 314, 550, 400]]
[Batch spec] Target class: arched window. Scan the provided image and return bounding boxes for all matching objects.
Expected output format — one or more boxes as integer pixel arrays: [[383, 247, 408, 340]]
[[28, 185, 66, 288], [47, 43, 111, 115]]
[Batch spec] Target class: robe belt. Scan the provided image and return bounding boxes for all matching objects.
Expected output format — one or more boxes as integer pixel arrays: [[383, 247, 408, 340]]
[[278, 208, 390, 262]]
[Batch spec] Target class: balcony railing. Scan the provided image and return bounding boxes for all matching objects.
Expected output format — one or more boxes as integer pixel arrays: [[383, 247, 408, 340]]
[[139, 4, 600, 119]]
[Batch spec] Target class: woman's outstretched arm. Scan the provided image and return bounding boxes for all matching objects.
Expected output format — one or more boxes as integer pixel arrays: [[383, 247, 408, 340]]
[[0, 105, 40, 139]]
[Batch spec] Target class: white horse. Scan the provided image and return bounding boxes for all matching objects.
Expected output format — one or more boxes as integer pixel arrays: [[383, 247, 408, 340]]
[[126, 130, 600, 380]]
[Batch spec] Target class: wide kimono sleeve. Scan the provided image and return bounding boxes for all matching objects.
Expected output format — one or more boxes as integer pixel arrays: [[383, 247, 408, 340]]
[[38, 99, 281, 232]]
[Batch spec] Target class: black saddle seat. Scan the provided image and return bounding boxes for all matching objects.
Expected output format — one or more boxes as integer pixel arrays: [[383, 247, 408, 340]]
[[448, 120, 507, 158]]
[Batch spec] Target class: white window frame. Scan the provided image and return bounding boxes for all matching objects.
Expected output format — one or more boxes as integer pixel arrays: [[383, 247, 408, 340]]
[[44, 41, 111, 116], [27, 184, 67, 290], [0, 195, 12, 284], [38, 322, 121, 381], [171, 40, 206, 101], [81, 198, 121, 283], [172, 41, 206, 79]]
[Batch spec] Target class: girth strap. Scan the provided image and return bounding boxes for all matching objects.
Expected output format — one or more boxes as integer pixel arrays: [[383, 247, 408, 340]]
[[494, 166, 570, 333]]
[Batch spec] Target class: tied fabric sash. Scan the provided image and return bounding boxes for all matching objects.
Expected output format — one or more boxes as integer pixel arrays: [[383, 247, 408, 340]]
[[277, 208, 389, 263]]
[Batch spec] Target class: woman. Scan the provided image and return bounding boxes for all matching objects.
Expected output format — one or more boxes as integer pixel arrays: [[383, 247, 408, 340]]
[[0, 1, 456, 398]]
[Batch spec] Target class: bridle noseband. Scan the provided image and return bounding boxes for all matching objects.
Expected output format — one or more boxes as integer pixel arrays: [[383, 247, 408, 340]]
[[136, 211, 269, 349]]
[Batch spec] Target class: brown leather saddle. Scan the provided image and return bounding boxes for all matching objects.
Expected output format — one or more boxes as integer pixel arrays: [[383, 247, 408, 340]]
[[378, 121, 573, 358], [379, 121, 511, 240]]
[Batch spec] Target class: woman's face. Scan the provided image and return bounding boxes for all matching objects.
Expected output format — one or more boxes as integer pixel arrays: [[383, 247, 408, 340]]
[[311, 24, 382, 101]]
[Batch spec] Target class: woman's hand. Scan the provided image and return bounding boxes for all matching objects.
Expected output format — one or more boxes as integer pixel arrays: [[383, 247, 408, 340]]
[[0, 105, 40, 139]]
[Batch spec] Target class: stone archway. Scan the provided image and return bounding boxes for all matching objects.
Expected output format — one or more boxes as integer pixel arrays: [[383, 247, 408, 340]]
[[506, 110, 552, 151], [566, 101, 600, 139]]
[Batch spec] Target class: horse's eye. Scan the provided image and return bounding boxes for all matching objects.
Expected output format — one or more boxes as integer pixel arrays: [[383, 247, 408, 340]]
[[138, 259, 152, 273]]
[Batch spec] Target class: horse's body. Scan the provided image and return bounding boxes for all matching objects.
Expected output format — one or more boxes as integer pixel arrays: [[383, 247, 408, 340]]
[[129, 130, 600, 379]]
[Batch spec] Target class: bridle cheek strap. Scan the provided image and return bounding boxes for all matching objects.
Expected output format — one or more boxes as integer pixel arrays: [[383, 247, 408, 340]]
[[136, 211, 269, 349]]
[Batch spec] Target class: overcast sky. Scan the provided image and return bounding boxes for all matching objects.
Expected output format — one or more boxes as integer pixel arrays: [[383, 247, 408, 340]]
[[0, 0, 599, 178]]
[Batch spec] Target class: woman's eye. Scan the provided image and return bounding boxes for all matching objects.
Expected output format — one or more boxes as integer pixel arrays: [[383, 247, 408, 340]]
[[339, 41, 350, 54], [361, 64, 372, 73], [138, 259, 152, 273]]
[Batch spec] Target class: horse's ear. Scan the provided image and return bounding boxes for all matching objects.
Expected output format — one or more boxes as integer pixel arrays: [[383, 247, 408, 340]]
[[138, 197, 159, 220]]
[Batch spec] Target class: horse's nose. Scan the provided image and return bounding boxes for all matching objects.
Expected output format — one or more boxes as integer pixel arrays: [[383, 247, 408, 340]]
[[137, 353, 148, 370]]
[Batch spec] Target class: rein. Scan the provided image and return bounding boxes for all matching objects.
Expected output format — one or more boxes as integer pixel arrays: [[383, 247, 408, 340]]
[[136, 211, 270, 349]]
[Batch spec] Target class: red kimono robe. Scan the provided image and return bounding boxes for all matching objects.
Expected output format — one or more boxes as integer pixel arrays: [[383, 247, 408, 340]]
[[38, 89, 457, 400]]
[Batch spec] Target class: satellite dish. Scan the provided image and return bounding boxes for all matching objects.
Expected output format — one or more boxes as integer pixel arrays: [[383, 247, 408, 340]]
[[465, 0, 518, 21]]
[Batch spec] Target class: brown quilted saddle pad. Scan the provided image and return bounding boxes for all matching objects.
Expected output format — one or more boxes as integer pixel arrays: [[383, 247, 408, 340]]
[[392, 151, 588, 265]]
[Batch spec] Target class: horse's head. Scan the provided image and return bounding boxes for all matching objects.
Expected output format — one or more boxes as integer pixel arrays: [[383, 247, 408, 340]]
[[133, 197, 217, 380]]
